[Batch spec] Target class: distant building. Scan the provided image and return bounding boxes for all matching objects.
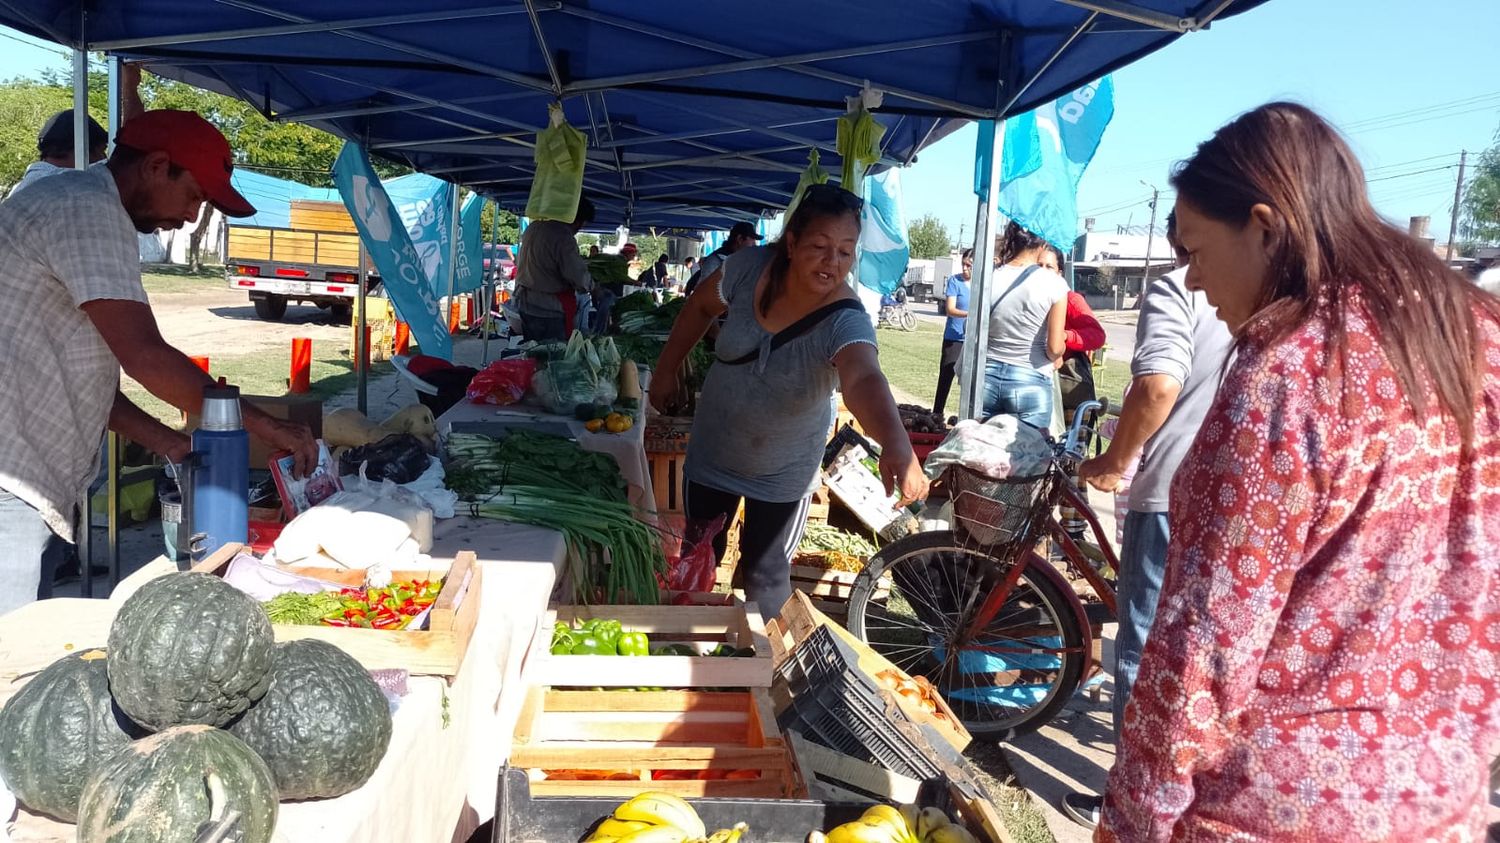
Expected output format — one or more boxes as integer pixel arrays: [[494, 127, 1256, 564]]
[[1069, 231, 1178, 300]]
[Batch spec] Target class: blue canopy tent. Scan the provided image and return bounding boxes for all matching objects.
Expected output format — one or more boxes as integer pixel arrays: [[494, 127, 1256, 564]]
[[0, 1, 1267, 229], [0, 0, 1271, 593]]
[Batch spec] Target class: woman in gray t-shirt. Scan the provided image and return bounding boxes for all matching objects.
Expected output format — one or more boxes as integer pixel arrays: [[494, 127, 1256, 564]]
[[649, 184, 927, 615]]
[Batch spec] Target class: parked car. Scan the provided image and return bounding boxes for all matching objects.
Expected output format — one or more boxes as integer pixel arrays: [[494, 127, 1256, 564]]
[[483, 244, 516, 282]]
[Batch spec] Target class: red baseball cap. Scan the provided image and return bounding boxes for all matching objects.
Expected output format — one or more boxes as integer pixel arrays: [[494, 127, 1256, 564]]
[[115, 110, 255, 217]]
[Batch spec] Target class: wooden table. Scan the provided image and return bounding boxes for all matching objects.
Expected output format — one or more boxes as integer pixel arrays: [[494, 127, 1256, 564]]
[[1, 517, 565, 843]]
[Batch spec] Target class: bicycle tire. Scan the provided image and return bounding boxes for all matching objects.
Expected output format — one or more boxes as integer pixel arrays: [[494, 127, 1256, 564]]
[[899, 310, 918, 331], [846, 530, 1086, 736]]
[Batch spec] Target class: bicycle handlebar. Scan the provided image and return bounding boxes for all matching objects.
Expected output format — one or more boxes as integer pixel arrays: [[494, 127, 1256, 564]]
[[1061, 399, 1103, 461]]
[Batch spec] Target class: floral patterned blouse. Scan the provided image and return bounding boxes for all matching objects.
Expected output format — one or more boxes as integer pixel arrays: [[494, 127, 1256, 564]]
[[1098, 302, 1500, 841]]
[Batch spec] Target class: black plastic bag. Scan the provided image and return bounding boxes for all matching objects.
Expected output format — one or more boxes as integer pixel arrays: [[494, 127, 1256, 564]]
[[338, 433, 430, 484]]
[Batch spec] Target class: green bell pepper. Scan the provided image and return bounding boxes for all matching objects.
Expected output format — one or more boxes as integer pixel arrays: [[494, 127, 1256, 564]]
[[550, 628, 577, 656], [709, 643, 738, 658], [616, 631, 650, 656], [590, 619, 623, 648], [569, 635, 614, 655], [652, 643, 696, 657]]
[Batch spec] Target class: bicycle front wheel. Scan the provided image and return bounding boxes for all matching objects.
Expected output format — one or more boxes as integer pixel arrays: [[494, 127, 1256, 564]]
[[846, 530, 1086, 736], [899, 310, 918, 331]]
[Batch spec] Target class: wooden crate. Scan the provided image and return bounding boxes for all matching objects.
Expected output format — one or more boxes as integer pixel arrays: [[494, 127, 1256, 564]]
[[289, 199, 357, 234], [714, 558, 887, 622], [511, 688, 794, 798], [646, 449, 688, 515], [191, 544, 481, 677], [535, 604, 773, 688], [767, 592, 971, 753]]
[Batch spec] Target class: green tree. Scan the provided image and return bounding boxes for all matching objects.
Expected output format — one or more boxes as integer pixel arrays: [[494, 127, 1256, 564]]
[[907, 214, 952, 259], [0, 78, 76, 189], [1461, 126, 1500, 247]]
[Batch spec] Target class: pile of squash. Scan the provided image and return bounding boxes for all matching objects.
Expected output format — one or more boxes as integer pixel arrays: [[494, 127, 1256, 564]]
[[0, 573, 393, 841]]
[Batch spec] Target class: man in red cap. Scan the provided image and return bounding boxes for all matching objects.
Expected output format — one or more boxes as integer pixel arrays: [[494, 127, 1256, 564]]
[[0, 109, 317, 615]]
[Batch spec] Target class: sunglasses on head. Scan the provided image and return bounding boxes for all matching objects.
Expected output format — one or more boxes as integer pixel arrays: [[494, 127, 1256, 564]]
[[801, 182, 864, 213]]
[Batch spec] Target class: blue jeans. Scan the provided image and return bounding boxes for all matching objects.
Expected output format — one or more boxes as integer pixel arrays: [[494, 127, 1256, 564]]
[[1113, 509, 1170, 737], [981, 361, 1053, 429], [590, 288, 618, 335], [0, 490, 67, 615]]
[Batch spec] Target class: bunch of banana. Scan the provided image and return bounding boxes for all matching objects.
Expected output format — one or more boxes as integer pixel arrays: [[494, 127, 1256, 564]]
[[586, 792, 747, 843], [822, 804, 980, 843]]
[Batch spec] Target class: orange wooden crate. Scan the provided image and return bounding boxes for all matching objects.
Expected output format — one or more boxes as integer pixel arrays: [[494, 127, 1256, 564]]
[[511, 688, 795, 798]]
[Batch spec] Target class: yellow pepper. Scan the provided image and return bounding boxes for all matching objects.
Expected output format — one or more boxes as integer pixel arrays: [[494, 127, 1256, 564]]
[[605, 412, 633, 433], [584, 418, 605, 433]]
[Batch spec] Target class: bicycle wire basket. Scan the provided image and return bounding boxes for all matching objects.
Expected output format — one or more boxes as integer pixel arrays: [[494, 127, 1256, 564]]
[[938, 463, 1057, 552]]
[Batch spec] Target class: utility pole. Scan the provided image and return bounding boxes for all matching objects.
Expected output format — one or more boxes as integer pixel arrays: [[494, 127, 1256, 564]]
[[1139, 182, 1159, 308], [1447, 150, 1468, 263]]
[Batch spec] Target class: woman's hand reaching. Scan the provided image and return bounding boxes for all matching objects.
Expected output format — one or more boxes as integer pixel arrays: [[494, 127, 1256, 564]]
[[879, 446, 929, 507]]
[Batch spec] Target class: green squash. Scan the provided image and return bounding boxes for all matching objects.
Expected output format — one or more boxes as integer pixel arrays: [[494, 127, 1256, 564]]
[[0, 651, 146, 822], [107, 573, 275, 730], [229, 640, 393, 799], [76, 725, 278, 843]]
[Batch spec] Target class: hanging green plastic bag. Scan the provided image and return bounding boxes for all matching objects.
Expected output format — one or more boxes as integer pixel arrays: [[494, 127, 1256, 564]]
[[525, 103, 587, 222], [836, 89, 886, 196], [784, 149, 830, 220]]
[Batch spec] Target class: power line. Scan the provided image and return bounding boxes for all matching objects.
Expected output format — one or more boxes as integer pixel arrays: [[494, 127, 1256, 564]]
[[1343, 90, 1500, 132], [1365, 164, 1460, 184]]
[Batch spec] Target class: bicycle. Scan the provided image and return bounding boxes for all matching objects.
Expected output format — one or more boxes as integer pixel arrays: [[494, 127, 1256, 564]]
[[845, 401, 1119, 737], [877, 287, 919, 332]]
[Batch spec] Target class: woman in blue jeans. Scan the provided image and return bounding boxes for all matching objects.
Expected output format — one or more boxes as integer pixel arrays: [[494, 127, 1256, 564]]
[[982, 222, 1068, 428]]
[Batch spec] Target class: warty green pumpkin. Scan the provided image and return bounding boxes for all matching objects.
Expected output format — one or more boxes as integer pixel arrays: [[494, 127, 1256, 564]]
[[107, 572, 274, 730], [0, 651, 146, 822], [229, 640, 393, 799], [76, 725, 278, 843]]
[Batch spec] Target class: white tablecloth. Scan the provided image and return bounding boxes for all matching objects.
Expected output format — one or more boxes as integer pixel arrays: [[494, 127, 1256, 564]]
[[2, 517, 565, 843], [438, 400, 657, 518]]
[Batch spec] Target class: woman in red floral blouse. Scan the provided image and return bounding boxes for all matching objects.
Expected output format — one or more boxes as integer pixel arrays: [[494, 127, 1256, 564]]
[[1099, 102, 1500, 841]]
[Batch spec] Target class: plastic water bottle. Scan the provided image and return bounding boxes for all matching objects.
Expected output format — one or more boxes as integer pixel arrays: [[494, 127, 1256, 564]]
[[191, 382, 249, 559]]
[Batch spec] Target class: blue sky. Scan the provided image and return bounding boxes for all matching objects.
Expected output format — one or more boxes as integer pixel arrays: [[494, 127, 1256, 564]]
[[902, 0, 1500, 246], [3, 0, 1497, 247]]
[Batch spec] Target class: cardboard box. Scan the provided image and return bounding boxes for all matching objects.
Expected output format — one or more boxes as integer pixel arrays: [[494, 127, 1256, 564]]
[[186, 394, 323, 471]]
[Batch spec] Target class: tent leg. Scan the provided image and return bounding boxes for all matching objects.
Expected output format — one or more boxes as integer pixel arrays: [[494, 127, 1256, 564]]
[[357, 238, 368, 415], [446, 186, 461, 359], [958, 119, 1005, 422]]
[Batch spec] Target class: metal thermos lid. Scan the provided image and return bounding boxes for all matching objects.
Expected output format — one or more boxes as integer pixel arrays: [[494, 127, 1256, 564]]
[[200, 381, 243, 431]]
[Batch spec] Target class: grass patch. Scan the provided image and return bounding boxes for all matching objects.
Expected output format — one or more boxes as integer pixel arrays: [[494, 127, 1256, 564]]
[[141, 266, 227, 297], [123, 349, 391, 428], [875, 321, 1128, 415]]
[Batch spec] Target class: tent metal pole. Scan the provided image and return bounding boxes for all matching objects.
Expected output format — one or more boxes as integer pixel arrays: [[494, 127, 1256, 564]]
[[482, 201, 498, 366], [93, 6, 554, 50], [1048, 0, 1197, 31], [106, 55, 125, 592], [599, 117, 830, 149], [372, 131, 528, 151], [447, 185, 461, 359], [274, 90, 538, 123], [565, 30, 997, 95], [556, 6, 995, 118], [958, 119, 1005, 422], [356, 237, 368, 414], [213, 0, 554, 93]]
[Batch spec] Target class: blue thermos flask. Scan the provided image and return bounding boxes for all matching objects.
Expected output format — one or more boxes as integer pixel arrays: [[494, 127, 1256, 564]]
[[189, 382, 249, 560]]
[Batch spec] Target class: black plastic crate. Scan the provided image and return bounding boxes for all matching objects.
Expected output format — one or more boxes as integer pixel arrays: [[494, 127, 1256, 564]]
[[487, 766, 867, 843], [775, 627, 946, 780]]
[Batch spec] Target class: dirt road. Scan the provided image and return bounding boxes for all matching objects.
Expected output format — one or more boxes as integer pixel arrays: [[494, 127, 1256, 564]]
[[146, 281, 351, 359]]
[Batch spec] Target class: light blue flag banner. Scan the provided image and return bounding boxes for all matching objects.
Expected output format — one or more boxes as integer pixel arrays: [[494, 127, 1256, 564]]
[[996, 75, 1115, 253], [332, 142, 451, 360], [858, 168, 910, 295], [453, 193, 486, 293], [384, 173, 454, 299]]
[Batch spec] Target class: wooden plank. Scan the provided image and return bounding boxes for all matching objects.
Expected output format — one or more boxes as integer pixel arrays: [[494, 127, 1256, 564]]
[[527, 778, 779, 799], [541, 690, 751, 713], [512, 745, 787, 767], [290, 199, 357, 233], [227, 227, 272, 261]]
